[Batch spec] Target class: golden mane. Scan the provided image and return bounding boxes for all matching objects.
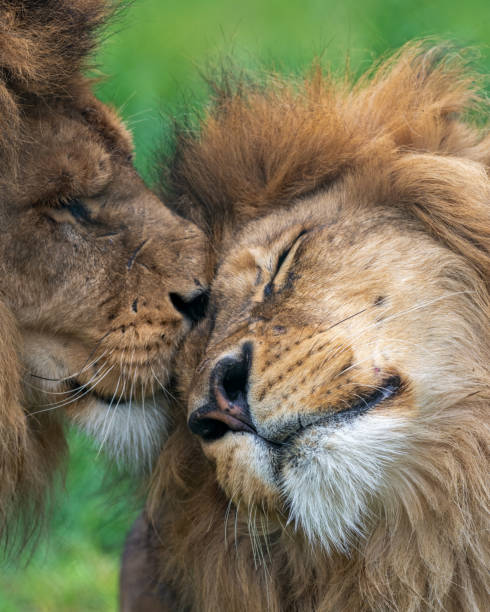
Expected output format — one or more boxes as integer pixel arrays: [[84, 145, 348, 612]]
[[159, 42, 489, 285]]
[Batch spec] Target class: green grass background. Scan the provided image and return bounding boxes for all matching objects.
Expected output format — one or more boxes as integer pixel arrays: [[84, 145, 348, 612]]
[[1, 0, 488, 609]]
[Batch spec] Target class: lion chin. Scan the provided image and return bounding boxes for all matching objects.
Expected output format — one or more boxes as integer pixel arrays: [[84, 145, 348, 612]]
[[121, 42, 489, 612], [73, 398, 169, 472], [210, 412, 413, 554]]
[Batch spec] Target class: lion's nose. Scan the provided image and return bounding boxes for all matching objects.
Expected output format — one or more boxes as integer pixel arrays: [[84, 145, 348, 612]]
[[169, 289, 209, 324], [188, 343, 256, 441]]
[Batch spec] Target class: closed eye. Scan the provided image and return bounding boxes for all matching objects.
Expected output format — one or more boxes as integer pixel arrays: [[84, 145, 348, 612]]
[[56, 198, 105, 227], [61, 198, 93, 223], [275, 230, 308, 278], [264, 229, 309, 297]]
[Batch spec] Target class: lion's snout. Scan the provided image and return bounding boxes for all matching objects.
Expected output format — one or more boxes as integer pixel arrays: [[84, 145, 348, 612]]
[[187, 320, 407, 449]]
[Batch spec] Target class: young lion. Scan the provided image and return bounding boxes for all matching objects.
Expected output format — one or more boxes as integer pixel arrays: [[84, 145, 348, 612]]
[[0, 1, 208, 547], [121, 44, 489, 611]]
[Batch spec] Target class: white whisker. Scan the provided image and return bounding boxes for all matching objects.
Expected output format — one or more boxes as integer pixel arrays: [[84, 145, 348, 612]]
[[96, 372, 122, 458], [28, 364, 115, 415]]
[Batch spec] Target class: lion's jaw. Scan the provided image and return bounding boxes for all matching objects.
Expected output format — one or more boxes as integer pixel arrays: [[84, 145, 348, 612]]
[[187, 192, 488, 553]]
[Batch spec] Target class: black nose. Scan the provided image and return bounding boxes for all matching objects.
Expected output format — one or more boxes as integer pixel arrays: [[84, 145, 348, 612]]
[[169, 290, 208, 324], [188, 342, 255, 441]]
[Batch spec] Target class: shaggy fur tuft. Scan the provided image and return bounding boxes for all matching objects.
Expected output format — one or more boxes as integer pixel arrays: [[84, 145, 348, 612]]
[[0, 0, 112, 94], [159, 42, 489, 284], [0, 0, 114, 171]]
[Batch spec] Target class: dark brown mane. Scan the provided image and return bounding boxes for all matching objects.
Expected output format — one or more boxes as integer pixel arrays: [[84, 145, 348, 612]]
[[1, 1, 210, 560], [0, 0, 112, 95], [0, 0, 124, 175], [158, 42, 489, 283]]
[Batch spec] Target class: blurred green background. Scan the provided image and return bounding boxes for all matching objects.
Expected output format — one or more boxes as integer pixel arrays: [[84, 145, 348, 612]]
[[1, 0, 488, 610]]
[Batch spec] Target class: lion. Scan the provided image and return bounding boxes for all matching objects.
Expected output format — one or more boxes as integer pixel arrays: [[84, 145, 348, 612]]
[[120, 44, 489, 611], [0, 0, 208, 549]]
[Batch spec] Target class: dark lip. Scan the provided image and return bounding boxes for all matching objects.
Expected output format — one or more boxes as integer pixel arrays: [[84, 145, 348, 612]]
[[68, 379, 121, 404], [242, 375, 403, 448], [279, 375, 403, 445], [69, 379, 167, 406]]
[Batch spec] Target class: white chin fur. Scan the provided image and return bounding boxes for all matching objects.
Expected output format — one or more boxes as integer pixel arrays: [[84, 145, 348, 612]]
[[73, 397, 169, 473], [281, 413, 411, 554]]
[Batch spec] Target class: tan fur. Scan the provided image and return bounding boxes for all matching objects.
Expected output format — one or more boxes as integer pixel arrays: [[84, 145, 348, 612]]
[[123, 43, 489, 611], [0, 0, 208, 550]]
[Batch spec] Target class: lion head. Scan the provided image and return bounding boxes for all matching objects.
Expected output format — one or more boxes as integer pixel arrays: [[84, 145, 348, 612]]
[[144, 44, 489, 611], [0, 0, 208, 545]]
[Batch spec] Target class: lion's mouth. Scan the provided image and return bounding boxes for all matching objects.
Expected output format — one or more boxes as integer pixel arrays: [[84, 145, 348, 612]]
[[189, 374, 403, 445], [279, 375, 403, 444], [68, 376, 165, 407], [71, 380, 113, 404]]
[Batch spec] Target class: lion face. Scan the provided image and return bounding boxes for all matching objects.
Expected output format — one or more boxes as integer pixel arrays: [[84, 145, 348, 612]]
[[187, 185, 488, 551], [0, 94, 211, 481], [0, 98, 209, 467]]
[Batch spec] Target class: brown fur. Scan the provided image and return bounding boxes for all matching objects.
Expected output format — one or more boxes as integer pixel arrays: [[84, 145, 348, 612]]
[[122, 44, 489, 611], [0, 0, 208, 551]]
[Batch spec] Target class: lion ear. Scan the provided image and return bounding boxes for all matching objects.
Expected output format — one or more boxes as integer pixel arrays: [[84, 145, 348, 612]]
[[391, 153, 490, 288], [0, 0, 112, 98]]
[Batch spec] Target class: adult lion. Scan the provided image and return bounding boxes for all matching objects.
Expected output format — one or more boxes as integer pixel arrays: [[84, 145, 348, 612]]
[[0, 0, 208, 547], [121, 44, 489, 611]]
